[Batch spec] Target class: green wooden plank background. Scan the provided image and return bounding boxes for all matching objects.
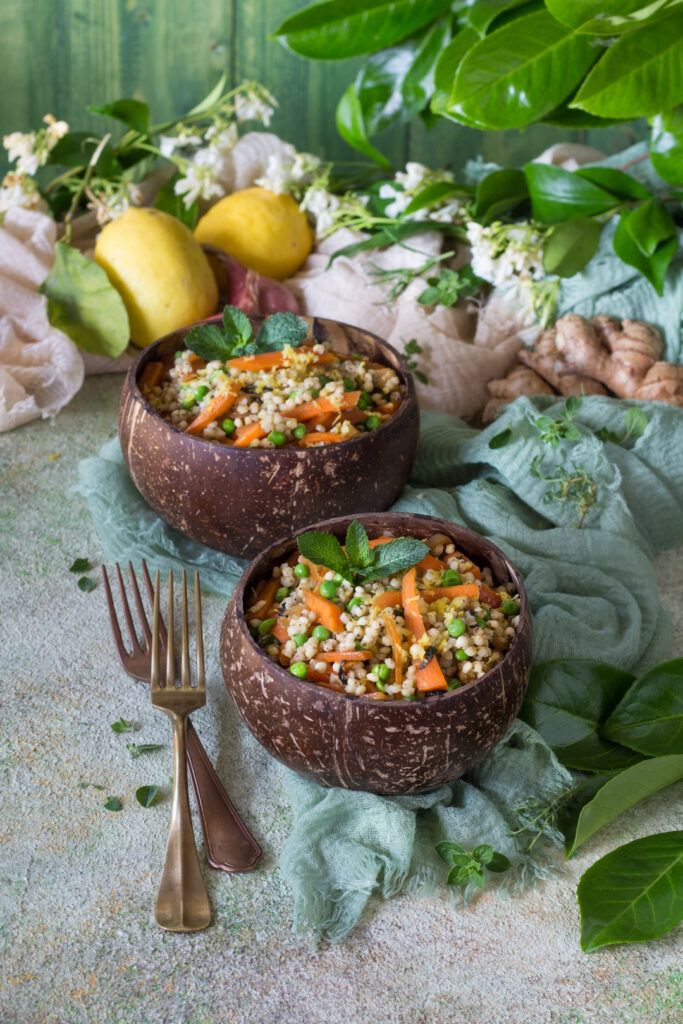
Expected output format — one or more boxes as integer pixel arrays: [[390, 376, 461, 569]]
[[0, 0, 645, 178]]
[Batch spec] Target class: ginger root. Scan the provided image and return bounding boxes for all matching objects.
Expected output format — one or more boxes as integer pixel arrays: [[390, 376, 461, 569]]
[[519, 329, 608, 399], [482, 365, 554, 423]]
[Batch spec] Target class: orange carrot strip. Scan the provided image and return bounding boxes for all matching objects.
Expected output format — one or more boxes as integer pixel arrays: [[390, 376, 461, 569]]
[[297, 432, 345, 447], [402, 567, 426, 640], [381, 611, 403, 689], [315, 650, 372, 662], [420, 584, 480, 603], [300, 558, 321, 586], [290, 392, 361, 422], [305, 411, 337, 431], [415, 653, 449, 692], [307, 668, 336, 685], [233, 422, 267, 447], [371, 590, 403, 610], [304, 590, 344, 633], [416, 553, 443, 573], [186, 386, 241, 435], [272, 621, 290, 644], [140, 361, 164, 390], [247, 578, 278, 615], [341, 407, 368, 425], [479, 583, 502, 608], [368, 537, 395, 548], [227, 348, 336, 372], [187, 353, 205, 368]]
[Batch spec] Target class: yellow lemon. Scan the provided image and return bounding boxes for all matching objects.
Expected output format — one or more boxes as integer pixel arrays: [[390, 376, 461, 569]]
[[94, 207, 218, 348], [194, 187, 313, 280]]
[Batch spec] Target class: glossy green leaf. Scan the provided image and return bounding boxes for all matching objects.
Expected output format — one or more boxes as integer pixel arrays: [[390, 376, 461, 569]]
[[575, 167, 651, 202], [272, 0, 453, 60], [48, 133, 121, 177], [519, 659, 640, 771], [473, 168, 528, 224], [567, 756, 683, 858], [571, 11, 683, 118], [542, 218, 603, 277], [88, 98, 149, 134], [135, 784, 160, 807], [488, 428, 512, 449], [335, 84, 391, 168], [650, 105, 683, 184], [467, 0, 529, 35], [556, 775, 614, 855], [541, 105, 628, 129], [403, 181, 471, 216], [524, 164, 619, 223], [430, 29, 483, 125], [401, 17, 453, 119], [547, 0, 683, 36], [577, 831, 683, 951], [327, 220, 450, 264], [602, 658, 683, 756], [613, 212, 678, 295], [355, 45, 419, 136], [186, 72, 228, 116], [39, 242, 130, 358], [624, 198, 677, 257], [447, 10, 598, 129], [154, 178, 198, 229]]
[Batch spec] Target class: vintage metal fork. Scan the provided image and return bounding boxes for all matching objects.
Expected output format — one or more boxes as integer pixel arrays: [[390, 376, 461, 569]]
[[151, 568, 210, 932], [102, 560, 261, 873]]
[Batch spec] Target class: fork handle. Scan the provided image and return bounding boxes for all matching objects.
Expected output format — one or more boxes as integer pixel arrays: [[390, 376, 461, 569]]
[[186, 719, 262, 872]]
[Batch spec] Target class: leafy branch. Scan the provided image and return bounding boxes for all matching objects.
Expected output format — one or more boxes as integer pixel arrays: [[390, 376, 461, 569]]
[[531, 456, 599, 528]]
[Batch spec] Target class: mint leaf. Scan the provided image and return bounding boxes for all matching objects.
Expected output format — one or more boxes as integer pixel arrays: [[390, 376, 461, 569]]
[[361, 538, 429, 582], [69, 557, 91, 573], [104, 796, 122, 811], [345, 520, 373, 569], [110, 717, 134, 734], [127, 743, 163, 758], [256, 312, 309, 351], [135, 784, 160, 807], [223, 305, 253, 346], [77, 576, 96, 592], [184, 322, 238, 362], [297, 531, 350, 577]]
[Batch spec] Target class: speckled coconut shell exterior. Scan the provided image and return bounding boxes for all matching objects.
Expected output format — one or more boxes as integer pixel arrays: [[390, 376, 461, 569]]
[[220, 513, 533, 795], [118, 316, 419, 558]]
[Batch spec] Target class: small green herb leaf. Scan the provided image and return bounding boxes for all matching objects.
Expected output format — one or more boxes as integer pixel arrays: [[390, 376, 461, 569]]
[[297, 531, 350, 577], [77, 576, 96, 592], [257, 312, 309, 350], [127, 743, 164, 758], [345, 520, 373, 569], [184, 322, 236, 363], [488, 428, 512, 449], [104, 796, 123, 812], [110, 717, 134, 734], [417, 265, 480, 307], [69, 558, 91, 573], [361, 537, 429, 582], [624, 407, 648, 440], [135, 785, 160, 807], [487, 851, 512, 873]]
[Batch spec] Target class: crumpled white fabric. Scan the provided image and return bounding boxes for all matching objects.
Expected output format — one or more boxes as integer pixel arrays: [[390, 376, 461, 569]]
[[0, 208, 133, 432]]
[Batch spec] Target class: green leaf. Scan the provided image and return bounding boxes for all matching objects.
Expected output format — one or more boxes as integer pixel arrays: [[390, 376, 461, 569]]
[[557, 774, 614, 855], [524, 164, 619, 223], [297, 531, 350, 577], [223, 305, 253, 345], [69, 558, 91, 573], [542, 218, 603, 277], [547, 0, 683, 36], [354, 43, 421, 136], [416, 266, 481, 307], [403, 181, 471, 217], [430, 29, 482, 124], [135, 784, 160, 807], [88, 98, 149, 134], [650, 105, 683, 185], [541, 105, 628, 129], [127, 743, 164, 758], [186, 72, 228, 117], [256, 312, 309, 351], [361, 537, 430, 582], [624, 407, 649, 438], [602, 659, 683, 756], [488, 428, 512, 449], [624, 199, 676, 257], [184, 322, 234, 362], [473, 169, 528, 224], [570, 10, 683, 118], [436, 840, 467, 864], [345, 520, 373, 569], [467, 0, 530, 36], [567, 756, 683, 857], [104, 796, 123, 812], [447, 10, 598, 129], [272, 0, 453, 60], [154, 178, 198, 229], [327, 220, 450, 265], [111, 717, 134, 734], [335, 84, 391, 168], [519, 659, 641, 771], [39, 243, 130, 358], [77, 576, 96, 593], [613, 212, 677, 295], [574, 167, 651, 202], [48, 132, 121, 176], [400, 16, 453, 118], [577, 831, 683, 951], [473, 844, 493, 864], [487, 852, 511, 872], [470, 868, 486, 888]]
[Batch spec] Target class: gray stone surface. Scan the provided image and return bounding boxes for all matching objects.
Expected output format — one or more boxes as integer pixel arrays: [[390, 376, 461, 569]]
[[1, 375, 681, 1024]]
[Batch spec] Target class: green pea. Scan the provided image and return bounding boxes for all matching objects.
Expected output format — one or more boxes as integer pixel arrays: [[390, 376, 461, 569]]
[[447, 618, 466, 638], [294, 563, 310, 579], [310, 389, 320, 399], [342, 377, 356, 392], [442, 569, 461, 587], [501, 598, 520, 616], [320, 579, 338, 599], [318, 375, 332, 387], [288, 391, 298, 400], [289, 662, 308, 679], [476, 616, 489, 628], [180, 396, 196, 410], [347, 596, 364, 610], [174, 350, 184, 361], [357, 392, 371, 410], [275, 587, 289, 602], [293, 424, 307, 440], [333, 573, 345, 583], [364, 415, 381, 431], [376, 663, 390, 683], [313, 625, 331, 641], [258, 618, 275, 636], [456, 649, 470, 661], [293, 633, 308, 647], [221, 418, 236, 435], [375, 679, 387, 693], [194, 384, 209, 401], [268, 430, 286, 447], [447, 678, 461, 690]]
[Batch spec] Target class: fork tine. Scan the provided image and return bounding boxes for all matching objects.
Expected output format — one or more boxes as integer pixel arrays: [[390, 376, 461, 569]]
[[195, 571, 205, 691], [128, 561, 151, 648], [141, 559, 168, 650], [115, 563, 142, 654], [180, 570, 191, 688], [166, 570, 175, 689], [151, 570, 161, 691], [102, 565, 127, 662]]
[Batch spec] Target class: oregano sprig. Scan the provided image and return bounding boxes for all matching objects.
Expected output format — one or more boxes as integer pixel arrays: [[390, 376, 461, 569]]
[[296, 519, 428, 585], [436, 841, 511, 890]]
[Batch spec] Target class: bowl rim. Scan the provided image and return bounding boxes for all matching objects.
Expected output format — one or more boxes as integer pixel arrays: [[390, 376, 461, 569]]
[[125, 312, 418, 456], [226, 511, 532, 709]]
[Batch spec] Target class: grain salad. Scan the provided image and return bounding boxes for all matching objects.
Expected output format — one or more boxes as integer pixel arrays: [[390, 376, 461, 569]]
[[247, 524, 521, 701]]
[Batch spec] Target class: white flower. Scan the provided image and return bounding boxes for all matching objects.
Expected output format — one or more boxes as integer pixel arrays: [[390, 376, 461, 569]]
[[88, 182, 143, 225], [428, 199, 462, 224], [3, 131, 40, 175], [159, 128, 203, 158], [0, 172, 47, 216], [378, 182, 411, 220], [204, 123, 238, 153], [233, 87, 277, 126], [255, 146, 324, 197], [300, 186, 340, 235], [43, 114, 69, 145], [173, 150, 223, 207], [395, 162, 431, 192]]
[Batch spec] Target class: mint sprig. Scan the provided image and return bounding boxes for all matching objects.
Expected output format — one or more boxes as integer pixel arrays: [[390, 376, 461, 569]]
[[296, 520, 428, 585], [184, 304, 309, 363]]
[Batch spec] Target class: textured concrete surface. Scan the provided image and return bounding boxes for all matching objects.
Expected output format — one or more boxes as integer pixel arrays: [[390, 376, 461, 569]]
[[1, 374, 681, 1024]]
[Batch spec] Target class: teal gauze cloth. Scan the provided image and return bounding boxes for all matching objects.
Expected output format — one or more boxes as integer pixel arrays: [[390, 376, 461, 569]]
[[75, 395, 683, 944]]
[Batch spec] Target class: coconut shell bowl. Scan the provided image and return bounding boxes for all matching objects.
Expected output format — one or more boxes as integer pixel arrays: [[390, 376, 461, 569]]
[[220, 512, 533, 795], [118, 315, 419, 559]]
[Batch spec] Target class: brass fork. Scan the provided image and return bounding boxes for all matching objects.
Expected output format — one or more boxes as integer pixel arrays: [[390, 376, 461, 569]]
[[151, 568, 211, 932], [102, 561, 261, 873]]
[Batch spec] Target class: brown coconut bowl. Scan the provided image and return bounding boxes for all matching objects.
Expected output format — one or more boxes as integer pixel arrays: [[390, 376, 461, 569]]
[[220, 512, 533, 795], [118, 315, 419, 558]]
